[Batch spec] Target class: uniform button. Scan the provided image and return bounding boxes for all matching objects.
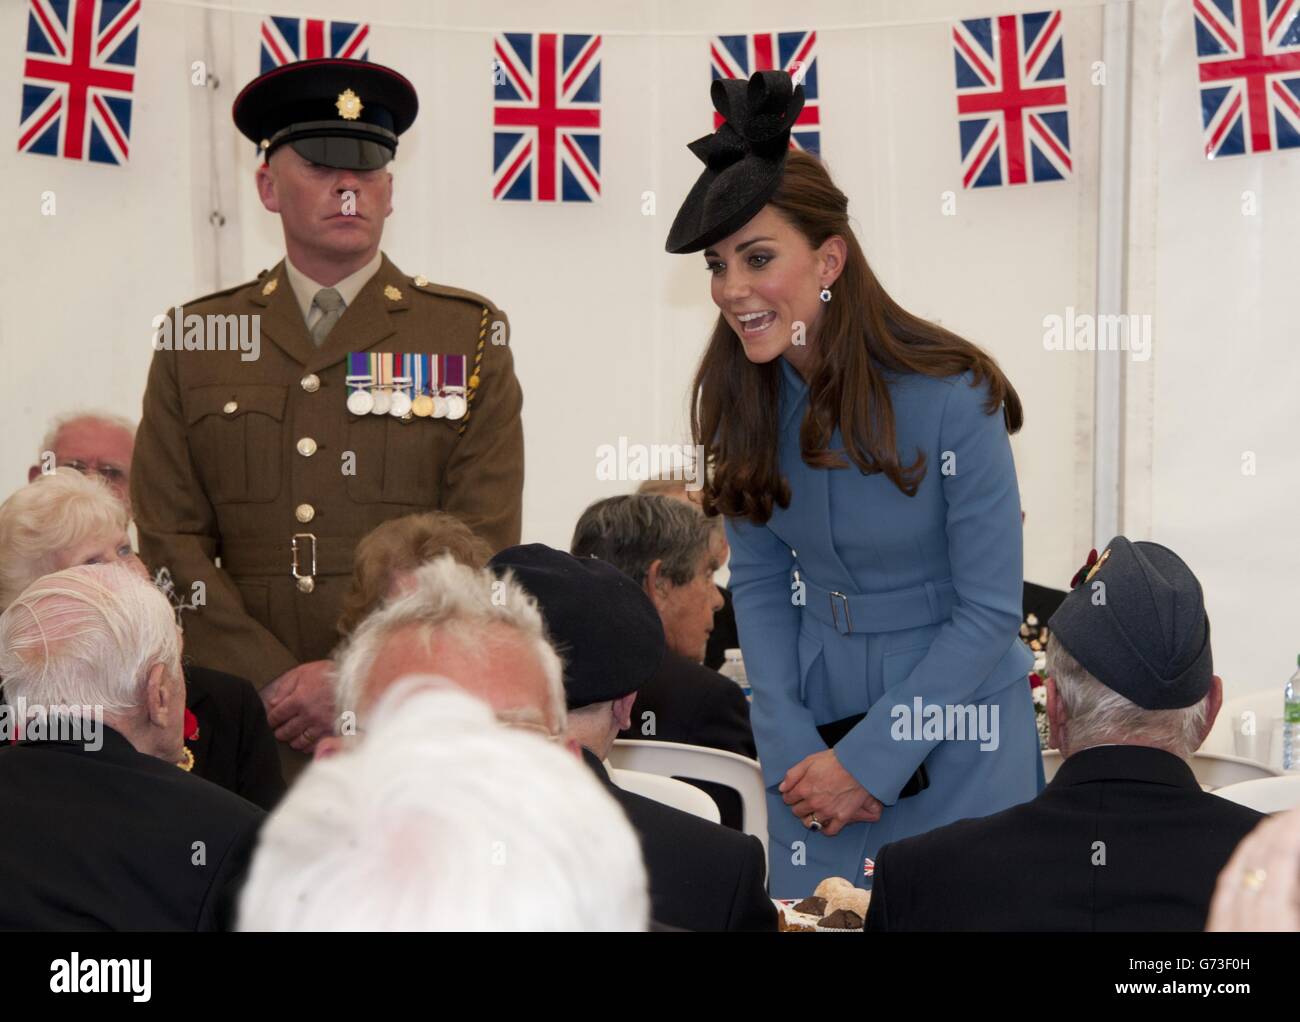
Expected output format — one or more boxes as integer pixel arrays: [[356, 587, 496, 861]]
[[297, 437, 318, 457], [223, 400, 239, 414], [296, 577, 316, 594], [294, 504, 315, 523], [301, 374, 320, 393]]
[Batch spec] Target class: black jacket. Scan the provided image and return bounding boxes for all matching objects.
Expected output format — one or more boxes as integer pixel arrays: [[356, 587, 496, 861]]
[[0, 725, 265, 931], [866, 744, 1264, 932], [185, 665, 285, 810], [618, 649, 756, 830], [582, 749, 775, 932]]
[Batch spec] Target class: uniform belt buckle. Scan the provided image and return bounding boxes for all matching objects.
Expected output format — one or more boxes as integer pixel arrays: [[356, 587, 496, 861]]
[[829, 590, 852, 634], [291, 533, 317, 594]]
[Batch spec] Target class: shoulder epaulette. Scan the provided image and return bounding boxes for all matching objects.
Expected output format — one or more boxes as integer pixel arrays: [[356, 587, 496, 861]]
[[408, 276, 504, 318], [182, 270, 268, 306]]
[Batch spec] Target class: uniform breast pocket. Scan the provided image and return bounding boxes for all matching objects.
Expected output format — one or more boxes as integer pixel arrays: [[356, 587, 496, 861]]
[[343, 414, 449, 506], [185, 384, 286, 504]]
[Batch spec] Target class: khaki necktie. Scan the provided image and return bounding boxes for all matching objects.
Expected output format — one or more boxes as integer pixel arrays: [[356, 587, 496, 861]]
[[310, 287, 345, 346]]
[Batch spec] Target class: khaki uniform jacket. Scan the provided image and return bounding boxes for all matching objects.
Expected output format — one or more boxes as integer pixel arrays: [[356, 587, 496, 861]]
[[131, 254, 523, 689]]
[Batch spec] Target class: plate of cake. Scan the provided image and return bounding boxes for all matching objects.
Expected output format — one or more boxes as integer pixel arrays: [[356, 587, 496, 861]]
[[775, 877, 870, 932]]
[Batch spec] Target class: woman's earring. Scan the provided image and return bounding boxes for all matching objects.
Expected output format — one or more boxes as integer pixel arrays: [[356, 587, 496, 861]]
[[819, 285, 832, 303]]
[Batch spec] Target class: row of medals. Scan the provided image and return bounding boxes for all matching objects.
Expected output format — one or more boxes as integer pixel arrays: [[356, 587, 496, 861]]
[[346, 380, 467, 420]]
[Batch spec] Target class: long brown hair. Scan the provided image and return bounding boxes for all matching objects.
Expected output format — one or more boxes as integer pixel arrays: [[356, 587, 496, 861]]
[[691, 149, 1023, 525]]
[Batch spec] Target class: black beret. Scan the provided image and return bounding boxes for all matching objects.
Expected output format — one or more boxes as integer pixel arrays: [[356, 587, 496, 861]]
[[488, 544, 665, 710], [232, 58, 418, 170], [1047, 536, 1213, 710], [665, 70, 804, 254]]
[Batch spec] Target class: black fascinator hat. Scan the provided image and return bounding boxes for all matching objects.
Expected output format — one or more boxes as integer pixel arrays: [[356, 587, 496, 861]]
[[665, 70, 804, 254]]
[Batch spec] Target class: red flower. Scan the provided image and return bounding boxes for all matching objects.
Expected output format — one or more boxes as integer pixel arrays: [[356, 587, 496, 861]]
[[184, 708, 200, 742], [1069, 548, 1099, 589], [1029, 672, 1044, 689]]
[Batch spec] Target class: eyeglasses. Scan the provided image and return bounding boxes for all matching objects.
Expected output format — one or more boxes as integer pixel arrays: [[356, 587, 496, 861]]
[[60, 460, 127, 486]]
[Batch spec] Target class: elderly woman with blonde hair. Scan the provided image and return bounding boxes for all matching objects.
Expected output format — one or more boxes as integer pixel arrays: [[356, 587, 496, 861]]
[[0, 469, 284, 808]]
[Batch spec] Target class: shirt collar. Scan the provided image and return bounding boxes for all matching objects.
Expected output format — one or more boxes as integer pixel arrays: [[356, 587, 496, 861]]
[[284, 250, 383, 324]]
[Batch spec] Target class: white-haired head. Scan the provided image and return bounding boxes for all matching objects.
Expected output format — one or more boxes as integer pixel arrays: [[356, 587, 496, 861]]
[[39, 410, 136, 463], [333, 555, 566, 737], [239, 677, 649, 931], [0, 468, 133, 612], [0, 562, 185, 760], [32, 411, 136, 509], [1046, 637, 1213, 760]]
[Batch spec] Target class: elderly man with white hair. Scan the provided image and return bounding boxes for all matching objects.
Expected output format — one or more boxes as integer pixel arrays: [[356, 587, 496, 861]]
[[28, 409, 136, 511], [0, 469, 284, 809], [866, 537, 1265, 932], [329, 554, 566, 743], [240, 678, 649, 931], [0, 563, 264, 931]]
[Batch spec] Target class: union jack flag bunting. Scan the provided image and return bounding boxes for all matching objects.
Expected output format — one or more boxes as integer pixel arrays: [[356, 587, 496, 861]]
[[18, 0, 139, 165], [710, 31, 821, 153], [260, 16, 370, 72], [952, 10, 1071, 188], [1194, 0, 1300, 158], [493, 32, 602, 202]]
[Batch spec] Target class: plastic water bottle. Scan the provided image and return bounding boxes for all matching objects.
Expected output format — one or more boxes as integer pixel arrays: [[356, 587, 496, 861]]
[[718, 648, 751, 701], [1284, 655, 1300, 771]]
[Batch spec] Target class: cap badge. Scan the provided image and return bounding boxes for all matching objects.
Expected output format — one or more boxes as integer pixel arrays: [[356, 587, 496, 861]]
[[383, 285, 403, 301], [1085, 547, 1111, 585], [336, 88, 363, 121]]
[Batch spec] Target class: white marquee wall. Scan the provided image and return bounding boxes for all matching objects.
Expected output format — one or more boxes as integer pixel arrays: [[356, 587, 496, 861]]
[[0, 0, 1294, 703]]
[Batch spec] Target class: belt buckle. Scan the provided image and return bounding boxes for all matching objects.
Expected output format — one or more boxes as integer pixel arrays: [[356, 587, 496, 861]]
[[829, 590, 852, 634], [291, 533, 317, 594]]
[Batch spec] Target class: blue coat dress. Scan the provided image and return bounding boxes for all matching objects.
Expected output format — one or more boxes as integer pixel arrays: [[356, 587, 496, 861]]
[[725, 356, 1042, 898]]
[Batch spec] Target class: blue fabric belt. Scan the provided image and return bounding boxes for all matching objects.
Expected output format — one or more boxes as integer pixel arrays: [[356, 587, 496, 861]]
[[801, 574, 958, 635]]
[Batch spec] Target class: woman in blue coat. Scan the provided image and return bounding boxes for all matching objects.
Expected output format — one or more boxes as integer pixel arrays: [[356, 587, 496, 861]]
[[666, 70, 1041, 896]]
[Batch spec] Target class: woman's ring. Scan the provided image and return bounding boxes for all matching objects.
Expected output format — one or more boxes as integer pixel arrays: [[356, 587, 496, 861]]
[[1242, 867, 1267, 892], [808, 814, 823, 832]]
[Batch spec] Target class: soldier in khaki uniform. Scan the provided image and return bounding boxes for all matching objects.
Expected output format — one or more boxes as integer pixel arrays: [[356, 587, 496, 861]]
[[131, 59, 523, 772]]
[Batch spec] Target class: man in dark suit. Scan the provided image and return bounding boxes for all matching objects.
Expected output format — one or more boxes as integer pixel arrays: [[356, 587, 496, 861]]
[[489, 544, 776, 931], [0, 563, 264, 930], [867, 536, 1264, 932], [572, 493, 757, 828], [185, 665, 285, 810]]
